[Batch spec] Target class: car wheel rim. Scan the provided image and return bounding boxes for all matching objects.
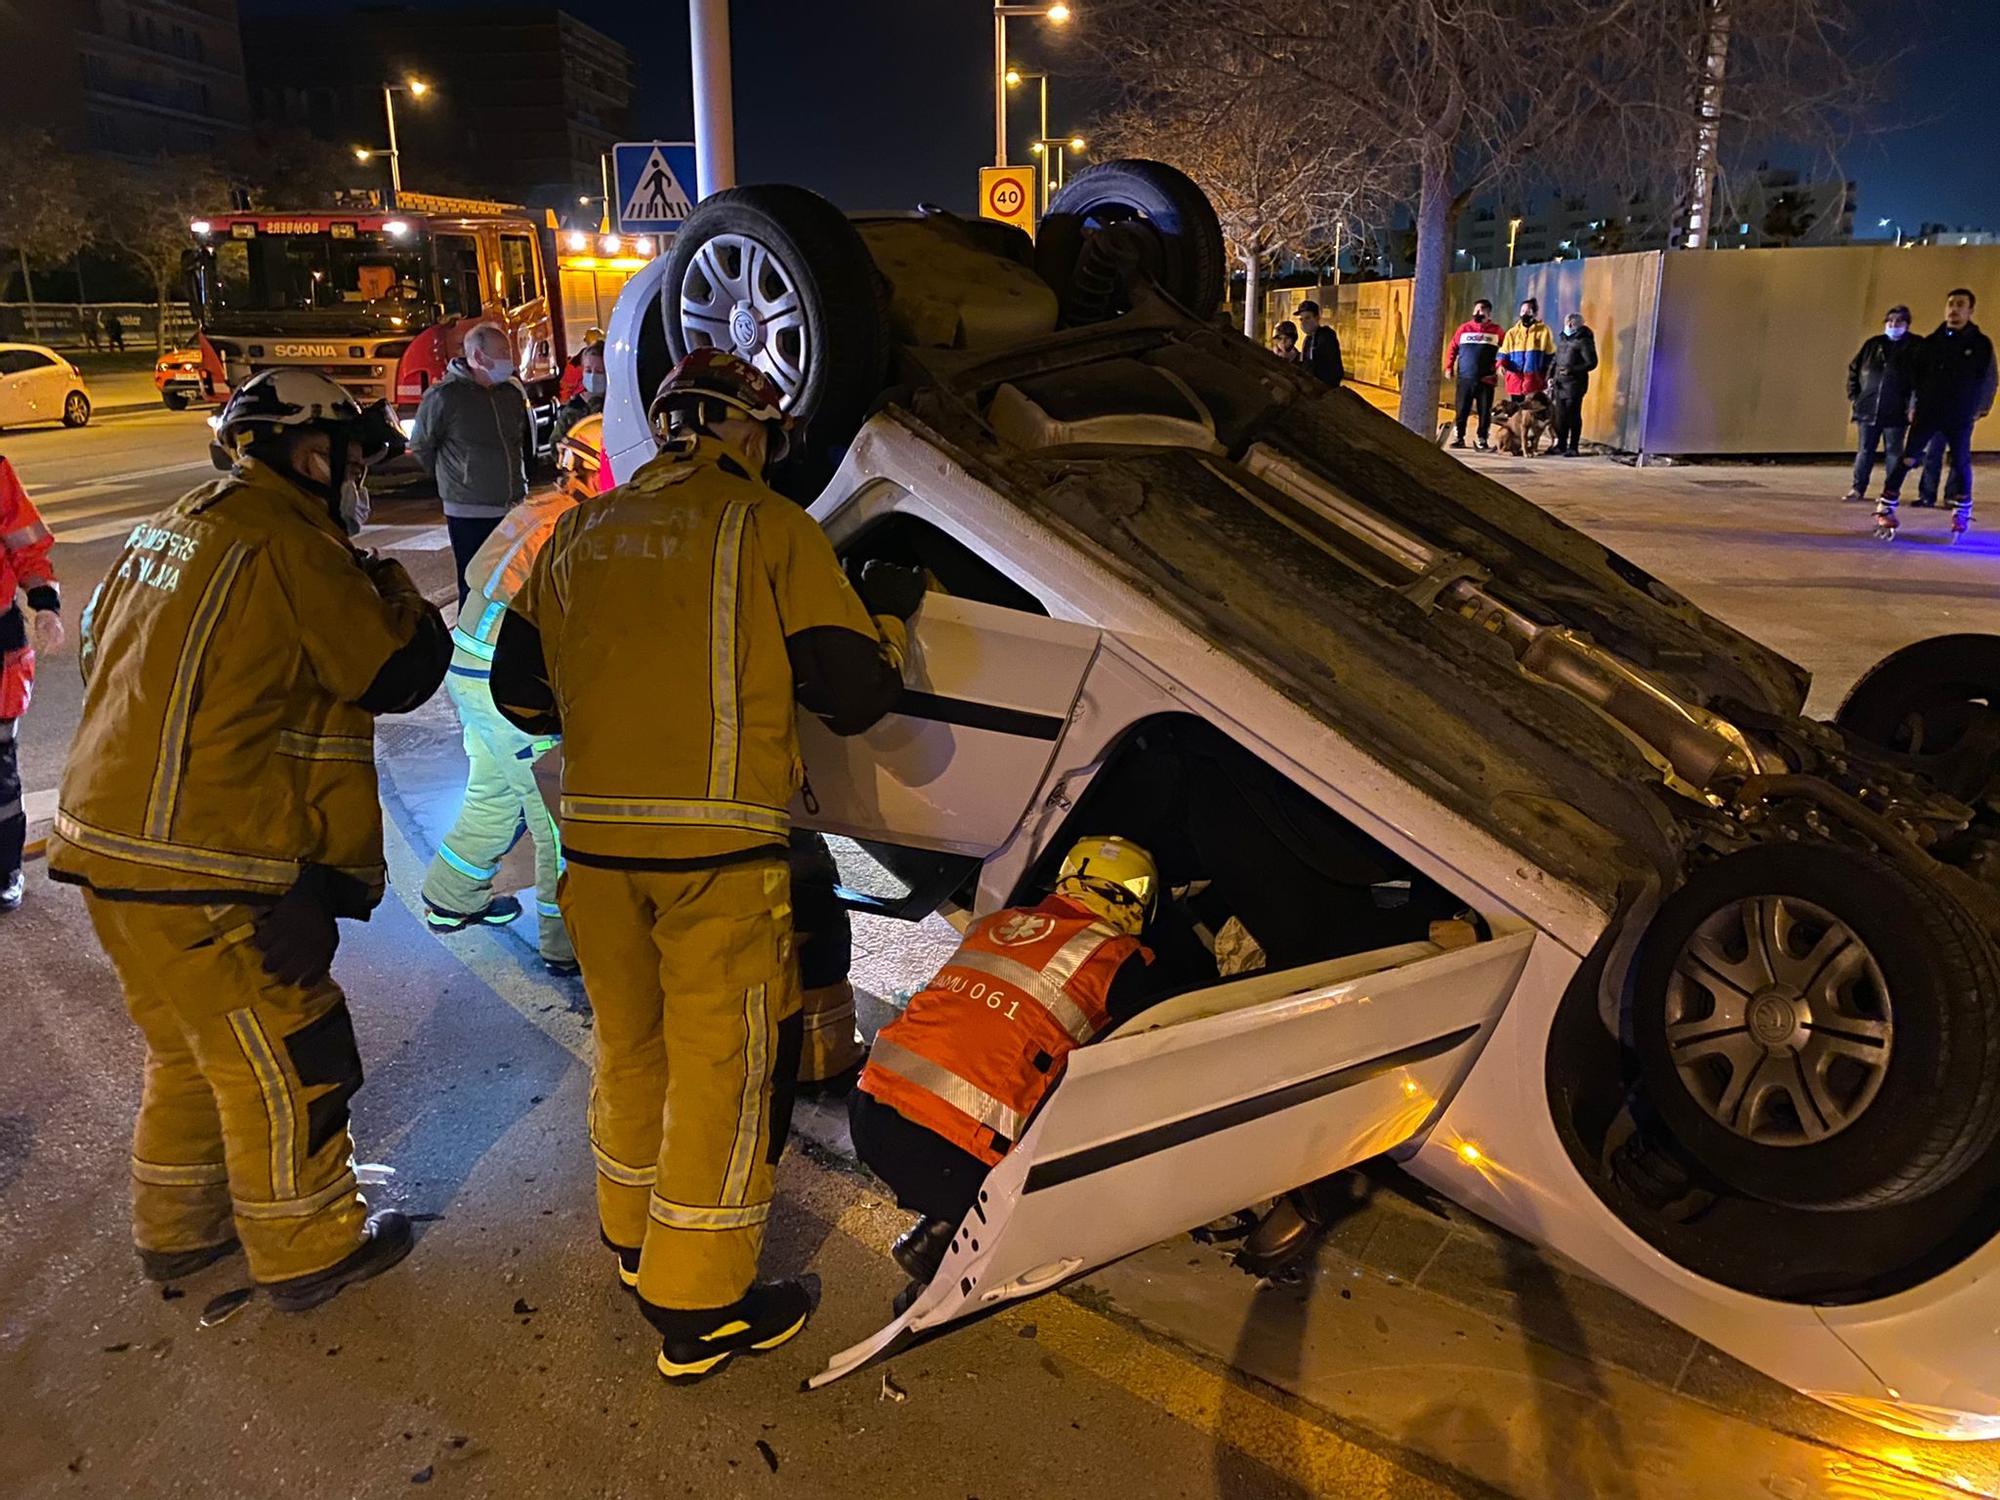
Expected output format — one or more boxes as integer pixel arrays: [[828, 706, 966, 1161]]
[[1663, 895, 1892, 1145], [66, 394, 85, 420], [678, 232, 808, 407]]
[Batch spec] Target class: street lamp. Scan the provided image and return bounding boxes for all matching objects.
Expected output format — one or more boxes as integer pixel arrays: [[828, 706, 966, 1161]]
[[1007, 66, 1054, 211], [376, 77, 433, 208], [1028, 135, 1086, 199], [994, 3, 1072, 167]]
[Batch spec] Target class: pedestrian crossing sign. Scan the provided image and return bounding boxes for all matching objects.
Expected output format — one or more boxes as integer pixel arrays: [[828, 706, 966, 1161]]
[[614, 142, 699, 235]]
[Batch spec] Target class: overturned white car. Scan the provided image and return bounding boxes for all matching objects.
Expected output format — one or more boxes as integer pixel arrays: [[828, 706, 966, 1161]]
[[594, 162, 2000, 1436]]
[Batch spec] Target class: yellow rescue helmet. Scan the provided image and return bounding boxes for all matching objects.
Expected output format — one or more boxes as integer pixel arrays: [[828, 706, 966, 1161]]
[[1054, 836, 1158, 936]]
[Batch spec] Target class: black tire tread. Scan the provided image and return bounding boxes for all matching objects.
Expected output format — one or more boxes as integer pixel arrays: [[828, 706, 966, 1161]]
[[1835, 633, 2000, 752], [1035, 159, 1226, 324], [1633, 841, 2000, 1210]]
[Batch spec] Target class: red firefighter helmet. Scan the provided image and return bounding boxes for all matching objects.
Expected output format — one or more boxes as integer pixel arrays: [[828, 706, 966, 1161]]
[[647, 347, 794, 460]]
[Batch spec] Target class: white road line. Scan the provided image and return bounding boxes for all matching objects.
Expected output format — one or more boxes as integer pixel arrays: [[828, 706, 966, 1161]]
[[355, 523, 451, 551], [55, 516, 155, 545], [22, 789, 57, 825], [42, 457, 211, 489], [40, 494, 163, 526]]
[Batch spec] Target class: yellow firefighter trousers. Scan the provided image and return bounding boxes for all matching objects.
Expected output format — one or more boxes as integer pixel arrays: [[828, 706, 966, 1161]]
[[84, 894, 370, 1282], [561, 857, 802, 1310]]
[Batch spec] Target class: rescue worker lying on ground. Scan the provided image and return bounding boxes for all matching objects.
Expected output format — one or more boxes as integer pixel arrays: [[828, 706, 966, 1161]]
[[849, 836, 1165, 1289], [51, 370, 450, 1307], [420, 482, 586, 973], [490, 348, 925, 1382]]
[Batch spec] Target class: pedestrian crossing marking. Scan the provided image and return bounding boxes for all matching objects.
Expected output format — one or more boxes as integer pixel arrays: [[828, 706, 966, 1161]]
[[621, 146, 694, 225]]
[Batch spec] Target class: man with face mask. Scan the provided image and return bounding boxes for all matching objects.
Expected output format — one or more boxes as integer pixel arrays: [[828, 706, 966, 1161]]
[[1880, 288, 1996, 540], [409, 321, 532, 603], [1845, 305, 1922, 506], [491, 348, 920, 1381], [50, 370, 449, 1307], [1497, 297, 1556, 399], [1547, 312, 1598, 457]]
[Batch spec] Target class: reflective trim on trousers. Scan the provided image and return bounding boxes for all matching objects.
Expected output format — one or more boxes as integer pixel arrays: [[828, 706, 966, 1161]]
[[227, 1007, 299, 1201], [437, 841, 499, 881], [132, 1155, 229, 1188], [592, 1141, 658, 1189], [1, 522, 51, 549], [557, 795, 789, 836], [866, 1036, 1026, 1141], [647, 1194, 771, 1233], [275, 728, 375, 763], [231, 1169, 359, 1222], [145, 541, 250, 841], [948, 948, 1101, 1044], [537, 899, 561, 918], [706, 501, 750, 802], [720, 980, 769, 1208]]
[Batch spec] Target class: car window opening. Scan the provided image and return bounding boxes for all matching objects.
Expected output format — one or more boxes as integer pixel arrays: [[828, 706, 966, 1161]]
[[843, 513, 1049, 616], [1018, 713, 1475, 1005]]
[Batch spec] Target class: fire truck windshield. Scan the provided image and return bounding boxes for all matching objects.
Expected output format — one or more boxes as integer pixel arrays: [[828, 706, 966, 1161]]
[[196, 229, 434, 330]]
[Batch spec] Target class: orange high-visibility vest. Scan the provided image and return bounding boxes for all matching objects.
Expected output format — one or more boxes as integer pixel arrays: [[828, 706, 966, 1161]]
[[859, 895, 1149, 1166]]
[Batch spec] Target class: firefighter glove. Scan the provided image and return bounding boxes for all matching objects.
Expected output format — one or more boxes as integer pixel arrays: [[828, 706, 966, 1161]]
[[253, 865, 341, 987], [855, 560, 926, 622]]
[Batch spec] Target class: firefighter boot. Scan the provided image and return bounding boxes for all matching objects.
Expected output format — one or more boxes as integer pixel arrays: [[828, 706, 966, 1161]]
[[891, 1215, 955, 1283], [139, 1237, 241, 1283], [647, 1279, 813, 1382], [263, 1209, 414, 1312]]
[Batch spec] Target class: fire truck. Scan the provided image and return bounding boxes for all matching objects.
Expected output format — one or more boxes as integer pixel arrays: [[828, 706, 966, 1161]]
[[182, 191, 655, 450]]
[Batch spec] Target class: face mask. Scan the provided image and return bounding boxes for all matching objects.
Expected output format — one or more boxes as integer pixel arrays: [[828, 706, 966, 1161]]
[[484, 358, 516, 384], [1565, 324, 1580, 336], [338, 477, 370, 537], [1886, 324, 1907, 340], [582, 370, 606, 397], [1520, 313, 1537, 326]]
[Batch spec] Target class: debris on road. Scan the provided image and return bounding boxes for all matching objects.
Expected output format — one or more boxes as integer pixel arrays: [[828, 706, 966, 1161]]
[[513, 1298, 537, 1316], [879, 1371, 907, 1404], [198, 1288, 253, 1328], [755, 1439, 779, 1472], [159, 1286, 185, 1302], [410, 1465, 433, 1484]]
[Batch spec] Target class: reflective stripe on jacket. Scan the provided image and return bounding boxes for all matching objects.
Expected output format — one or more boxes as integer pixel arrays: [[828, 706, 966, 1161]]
[[50, 459, 435, 905], [858, 896, 1149, 1166], [449, 489, 581, 677], [506, 438, 904, 863]]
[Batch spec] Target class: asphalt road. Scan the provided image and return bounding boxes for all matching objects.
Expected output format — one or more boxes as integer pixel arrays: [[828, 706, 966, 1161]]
[[5, 428, 2000, 1498]]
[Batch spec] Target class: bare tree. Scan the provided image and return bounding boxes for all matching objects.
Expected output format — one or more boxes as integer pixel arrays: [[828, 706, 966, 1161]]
[[0, 135, 90, 340], [93, 157, 233, 355], [1091, 0, 1877, 432], [1091, 45, 1390, 338]]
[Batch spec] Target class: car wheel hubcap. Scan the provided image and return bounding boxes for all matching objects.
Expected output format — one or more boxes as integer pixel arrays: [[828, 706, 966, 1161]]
[[67, 395, 83, 418], [1663, 895, 1892, 1145], [679, 232, 807, 406]]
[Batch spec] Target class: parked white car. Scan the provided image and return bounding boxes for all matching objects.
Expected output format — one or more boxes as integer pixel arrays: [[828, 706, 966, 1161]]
[[600, 164, 2000, 1439], [0, 343, 91, 430]]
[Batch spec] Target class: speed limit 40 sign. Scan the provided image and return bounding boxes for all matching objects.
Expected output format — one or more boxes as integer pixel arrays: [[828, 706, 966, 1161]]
[[979, 165, 1037, 235]]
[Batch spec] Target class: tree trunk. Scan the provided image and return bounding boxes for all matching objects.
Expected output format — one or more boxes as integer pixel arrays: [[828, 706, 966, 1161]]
[[1397, 146, 1453, 435], [17, 249, 38, 341], [1242, 247, 1261, 340]]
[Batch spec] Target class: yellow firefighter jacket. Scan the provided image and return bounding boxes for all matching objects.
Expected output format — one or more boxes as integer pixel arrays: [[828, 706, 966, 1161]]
[[500, 438, 904, 864], [449, 488, 579, 678], [50, 459, 443, 909]]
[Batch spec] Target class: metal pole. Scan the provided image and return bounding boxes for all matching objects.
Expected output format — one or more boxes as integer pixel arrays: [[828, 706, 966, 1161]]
[[382, 85, 402, 206], [690, 0, 737, 198], [1038, 75, 1048, 210], [600, 153, 614, 232], [994, 11, 1008, 166]]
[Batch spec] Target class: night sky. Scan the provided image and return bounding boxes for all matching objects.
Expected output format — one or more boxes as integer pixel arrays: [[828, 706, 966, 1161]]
[[243, 0, 1996, 231]]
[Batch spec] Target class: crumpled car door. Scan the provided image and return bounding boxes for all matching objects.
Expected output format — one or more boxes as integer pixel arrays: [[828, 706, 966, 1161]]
[[810, 929, 1538, 1387]]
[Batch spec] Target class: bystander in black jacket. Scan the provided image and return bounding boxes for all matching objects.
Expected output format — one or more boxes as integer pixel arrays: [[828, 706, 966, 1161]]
[[1913, 320, 1998, 428], [1550, 324, 1598, 394], [1848, 331, 1924, 426]]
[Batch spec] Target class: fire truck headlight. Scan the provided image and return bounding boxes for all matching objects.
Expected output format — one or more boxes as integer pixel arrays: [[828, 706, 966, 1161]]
[[566, 230, 588, 252], [635, 236, 655, 257], [384, 220, 411, 238], [190, 219, 212, 236], [600, 234, 623, 255]]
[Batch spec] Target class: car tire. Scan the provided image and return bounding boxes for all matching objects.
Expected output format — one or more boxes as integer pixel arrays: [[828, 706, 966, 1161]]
[[1035, 159, 1226, 325], [1835, 633, 2000, 757], [661, 184, 890, 467], [161, 391, 189, 411], [1631, 841, 2000, 1210], [62, 390, 91, 428]]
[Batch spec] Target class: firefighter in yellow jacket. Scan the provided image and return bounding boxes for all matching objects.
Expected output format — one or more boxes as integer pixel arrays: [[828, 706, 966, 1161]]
[[492, 349, 920, 1380], [51, 370, 449, 1307]]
